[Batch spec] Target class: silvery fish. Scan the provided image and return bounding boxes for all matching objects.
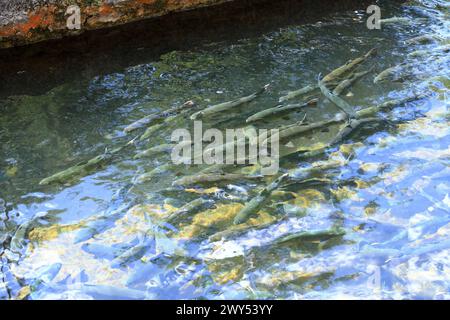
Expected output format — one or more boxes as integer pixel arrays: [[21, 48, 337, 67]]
[[234, 173, 290, 225], [111, 236, 155, 268], [246, 98, 317, 123], [190, 84, 270, 120]]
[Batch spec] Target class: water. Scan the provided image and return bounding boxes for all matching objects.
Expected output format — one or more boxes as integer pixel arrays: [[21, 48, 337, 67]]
[[0, 0, 449, 299]]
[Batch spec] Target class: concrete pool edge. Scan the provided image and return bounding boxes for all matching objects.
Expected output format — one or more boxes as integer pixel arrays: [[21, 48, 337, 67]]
[[0, 0, 239, 49]]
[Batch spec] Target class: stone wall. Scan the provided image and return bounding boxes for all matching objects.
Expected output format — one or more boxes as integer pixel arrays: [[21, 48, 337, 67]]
[[0, 0, 234, 48]]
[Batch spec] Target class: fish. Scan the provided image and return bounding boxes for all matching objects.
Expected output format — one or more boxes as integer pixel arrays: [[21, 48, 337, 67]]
[[134, 144, 173, 159], [246, 98, 318, 123], [407, 44, 450, 58], [271, 227, 345, 246], [39, 138, 137, 185], [124, 114, 162, 134], [10, 211, 50, 253], [393, 238, 450, 265], [190, 84, 270, 120], [355, 92, 429, 118], [173, 173, 263, 187], [126, 261, 162, 287], [139, 123, 164, 141], [111, 236, 155, 268], [13, 263, 63, 299], [294, 117, 380, 160], [134, 141, 192, 159], [281, 177, 332, 190], [278, 85, 318, 103], [209, 215, 286, 242], [74, 211, 124, 244], [373, 62, 413, 83], [405, 34, 440, 45], [133, 164, 172, 184], [233, 173, 290, 225], [319, 76, 356, 118], [288, 158, 347, 180], [124, 100, 195, 133], [165, 198, 215, 224], [30, 263, 62, 287], [379, 16, 412, 24], [81, 243, 130, 260], [321, 48, 377, 83], [198, 125, 259, 163], [332, 69, 373, 96], [278, 49, 376, 104], [376, 54, 449, 83], [277, 113, 347, 142]]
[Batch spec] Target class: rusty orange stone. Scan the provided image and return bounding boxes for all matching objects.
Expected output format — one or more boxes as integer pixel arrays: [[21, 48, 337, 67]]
[[0, 0, 233, 48]]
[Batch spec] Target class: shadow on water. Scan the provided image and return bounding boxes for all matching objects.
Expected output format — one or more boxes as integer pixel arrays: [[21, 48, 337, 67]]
[[0, 0, 382, 98]]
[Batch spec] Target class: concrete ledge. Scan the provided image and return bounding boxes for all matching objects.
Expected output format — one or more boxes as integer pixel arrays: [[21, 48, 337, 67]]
[[0, 0, 235, 48]]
